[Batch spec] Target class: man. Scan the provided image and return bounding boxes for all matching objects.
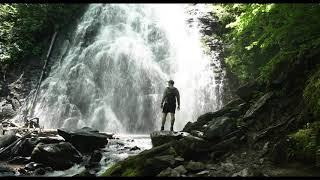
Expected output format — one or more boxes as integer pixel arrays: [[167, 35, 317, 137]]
[[160, 80, 180, 131]]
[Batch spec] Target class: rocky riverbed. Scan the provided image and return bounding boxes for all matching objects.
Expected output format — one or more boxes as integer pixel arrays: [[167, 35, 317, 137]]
[[0, 127, 152, 177]]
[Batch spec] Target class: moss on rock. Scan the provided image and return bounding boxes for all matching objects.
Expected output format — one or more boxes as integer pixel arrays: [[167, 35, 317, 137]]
[[100, 141, 177, 176], [288, 121, 320, 164]]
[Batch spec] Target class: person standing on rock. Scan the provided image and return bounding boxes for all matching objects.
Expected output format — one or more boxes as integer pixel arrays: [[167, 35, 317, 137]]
[[160, 80, 180, 131]]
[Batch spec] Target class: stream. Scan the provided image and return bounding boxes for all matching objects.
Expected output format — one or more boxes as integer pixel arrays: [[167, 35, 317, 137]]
[[45, 134, 152, 176]]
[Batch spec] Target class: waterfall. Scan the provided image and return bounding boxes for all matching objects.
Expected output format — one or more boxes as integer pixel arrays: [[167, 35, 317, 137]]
[[29, 4, 224, 134]]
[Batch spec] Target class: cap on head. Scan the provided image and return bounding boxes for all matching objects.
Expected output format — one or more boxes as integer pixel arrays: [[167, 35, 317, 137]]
[[168, 80, 174, 85]]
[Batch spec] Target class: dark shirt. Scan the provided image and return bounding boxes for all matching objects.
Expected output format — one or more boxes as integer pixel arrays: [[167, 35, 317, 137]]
[[161, 87, 180, 106]]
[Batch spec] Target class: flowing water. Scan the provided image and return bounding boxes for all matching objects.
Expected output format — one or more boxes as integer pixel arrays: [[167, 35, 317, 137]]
[[45, 134, 152, 176], [21, 4, 224, 134]]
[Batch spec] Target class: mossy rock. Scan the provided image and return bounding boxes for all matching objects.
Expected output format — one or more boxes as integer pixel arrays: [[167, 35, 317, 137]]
[[288, 121, 320, 165], [101, 141, 178, 176]]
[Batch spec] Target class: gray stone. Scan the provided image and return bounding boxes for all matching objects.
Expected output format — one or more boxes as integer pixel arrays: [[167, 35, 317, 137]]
[[173, 135, 209, 160], [183, 98, 244, 133], [157, 167, 180, 177], [154, 155, 176, 166], [244, 92, 273, 119], [185, 161, 206, 172], [150, 131, 189, 147], [85, 150, 102, 169], [31, 142, 83, 170], [143, 153, 177, 176], [173, 165, 187, 174], [57, 127, 109, 153], [204, 116, 237, 140]]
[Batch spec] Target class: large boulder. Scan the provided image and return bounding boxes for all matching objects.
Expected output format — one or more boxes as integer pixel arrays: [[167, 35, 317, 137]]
[[183, 98, 244, 132], [172, 135, 210, 160], [0, 132, 17, 149], [150, 131, 189, 147], [143, 154, 178, 175], [173, 165, 187, 175], [57, 127, 110, 153], [30, 142, 83, 170], [183, 112, 217, 133], [85, 150, 103, 169], [11, 136, 64, 158], [10, 138, 35, 157], [203, 116, 237, 141]]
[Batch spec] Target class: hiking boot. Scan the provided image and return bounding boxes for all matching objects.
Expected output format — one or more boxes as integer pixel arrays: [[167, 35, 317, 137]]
[[161, 126, 164, 131]]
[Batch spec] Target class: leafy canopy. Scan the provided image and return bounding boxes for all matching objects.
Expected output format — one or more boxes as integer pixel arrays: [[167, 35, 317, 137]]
[[208, 4, 320, 83], [0, 4, 87, 65]]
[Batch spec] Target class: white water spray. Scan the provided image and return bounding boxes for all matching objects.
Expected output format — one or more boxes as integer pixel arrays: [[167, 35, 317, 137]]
[[28, 4, 223, 133]]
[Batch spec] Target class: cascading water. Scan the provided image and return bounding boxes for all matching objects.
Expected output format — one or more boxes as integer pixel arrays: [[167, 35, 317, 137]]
[[29, 4, 224, 134]]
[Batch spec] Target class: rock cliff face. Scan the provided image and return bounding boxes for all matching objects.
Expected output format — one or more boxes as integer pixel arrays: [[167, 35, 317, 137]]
[[0, 57, 43, 122]]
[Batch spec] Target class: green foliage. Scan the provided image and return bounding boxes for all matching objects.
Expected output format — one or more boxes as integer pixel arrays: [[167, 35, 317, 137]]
[[122, 168, 139, 176], [206, 4, 320, 84], [303, 66, 320, 119], [0, 4, 87, 65], [101, 157, 142, 177], [207, 3, 320, 166], [288, 121, 320, 164]]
